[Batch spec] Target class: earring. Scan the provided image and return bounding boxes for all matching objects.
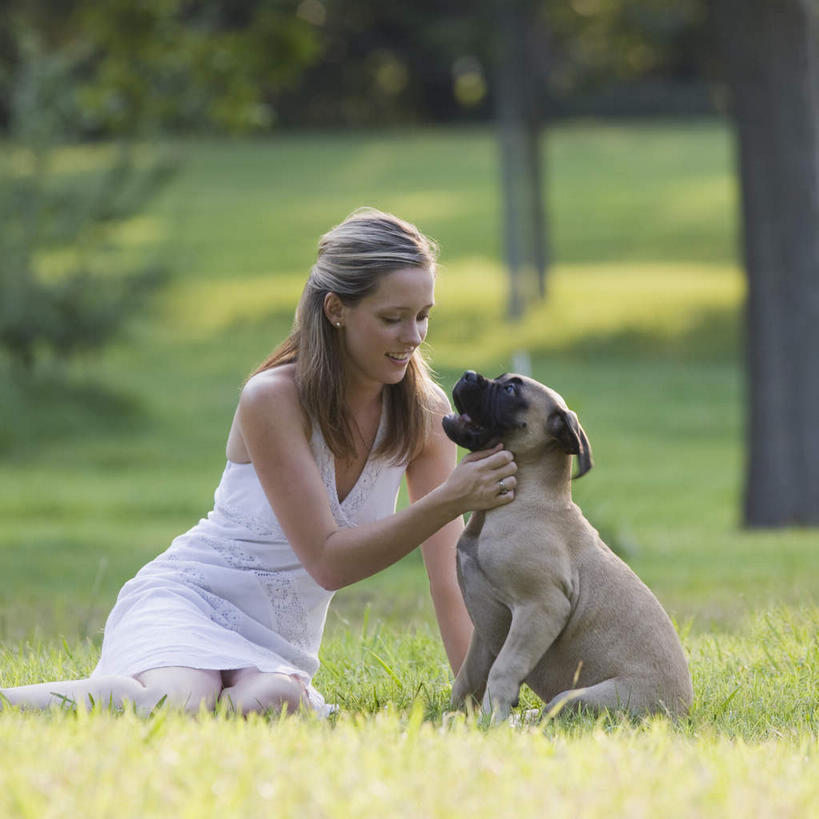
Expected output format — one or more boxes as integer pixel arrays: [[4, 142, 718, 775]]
[[335, 321, 342, 327]]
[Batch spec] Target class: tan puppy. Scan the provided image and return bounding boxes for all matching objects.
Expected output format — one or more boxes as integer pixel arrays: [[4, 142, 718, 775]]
[[443, 371, 693, 721]]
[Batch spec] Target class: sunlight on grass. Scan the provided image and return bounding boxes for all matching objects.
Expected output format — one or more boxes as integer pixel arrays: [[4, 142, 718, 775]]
[[0, 710, 816, 817], [430, 260, 743, 369], [1, 606, 817, 817], [155, 258, 742, 361], [160, 274, 305, 338]]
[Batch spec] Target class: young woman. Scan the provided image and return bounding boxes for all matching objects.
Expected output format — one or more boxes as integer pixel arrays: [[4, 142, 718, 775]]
[[1, 209, 517, 716]]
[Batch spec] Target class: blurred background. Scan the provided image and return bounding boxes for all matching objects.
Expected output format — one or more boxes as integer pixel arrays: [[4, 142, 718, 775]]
[[1, 0, 816, 644]]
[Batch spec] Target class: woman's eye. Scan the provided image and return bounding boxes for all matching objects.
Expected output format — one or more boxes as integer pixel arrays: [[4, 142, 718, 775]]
[[382, 317, 400, 324]]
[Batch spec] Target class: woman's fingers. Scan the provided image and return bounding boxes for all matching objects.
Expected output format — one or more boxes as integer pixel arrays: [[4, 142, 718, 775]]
[[464, 446, 516, 471], [449, 444, 519, 510], [461, 443, 505, 463], [469, 446, 518, 506]]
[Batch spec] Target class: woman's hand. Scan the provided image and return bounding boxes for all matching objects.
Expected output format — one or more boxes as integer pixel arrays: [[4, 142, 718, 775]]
[[442, 443, 517, 513]]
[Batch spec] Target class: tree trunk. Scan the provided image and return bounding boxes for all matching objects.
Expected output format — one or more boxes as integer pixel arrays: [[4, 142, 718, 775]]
[[525, 109, 548, 299], [713, 0, 819, 526], [493, 0, 547, 319]]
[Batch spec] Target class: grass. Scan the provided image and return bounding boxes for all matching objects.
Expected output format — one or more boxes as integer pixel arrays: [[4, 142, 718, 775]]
[[1, 608, 817, 816], [1, 120, 817, 816]]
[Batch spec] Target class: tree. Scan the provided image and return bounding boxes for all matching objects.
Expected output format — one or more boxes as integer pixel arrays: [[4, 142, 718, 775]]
[[0, 37, 172, 374], [710, 0, 819, 526], [1, 0, 322, 135], [492, 0, 549, 319]]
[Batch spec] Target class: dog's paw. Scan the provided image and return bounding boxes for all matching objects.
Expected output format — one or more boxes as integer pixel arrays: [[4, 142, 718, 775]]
[[508, 708, 542, 728]]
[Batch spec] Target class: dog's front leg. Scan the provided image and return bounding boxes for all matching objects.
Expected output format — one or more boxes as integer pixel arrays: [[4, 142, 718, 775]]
[[451, 631, 494, 710], [483, 595, 570, 722]]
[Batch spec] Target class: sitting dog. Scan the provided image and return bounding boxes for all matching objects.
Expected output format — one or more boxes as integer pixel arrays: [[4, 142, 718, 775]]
[[443, 371, 693, 721]]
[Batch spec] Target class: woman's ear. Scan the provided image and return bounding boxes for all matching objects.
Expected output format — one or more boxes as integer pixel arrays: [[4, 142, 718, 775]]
[[323, 292, 345, 328]]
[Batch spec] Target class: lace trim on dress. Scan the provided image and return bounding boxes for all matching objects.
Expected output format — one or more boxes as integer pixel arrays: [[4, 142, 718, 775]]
[[216, 499, 277, 539], [312, 397, 388, 527], [255, 570, 309, 648], [177, 536, 311, 645], [164, 558, 243, 632], [203, 533, 262, 570]]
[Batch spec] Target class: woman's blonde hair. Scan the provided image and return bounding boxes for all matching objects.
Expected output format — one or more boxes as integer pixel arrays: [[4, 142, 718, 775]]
[[252, 208, 440, 464]]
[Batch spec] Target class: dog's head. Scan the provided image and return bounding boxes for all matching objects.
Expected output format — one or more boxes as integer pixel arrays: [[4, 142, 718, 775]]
[[442, 371, 593, 479]]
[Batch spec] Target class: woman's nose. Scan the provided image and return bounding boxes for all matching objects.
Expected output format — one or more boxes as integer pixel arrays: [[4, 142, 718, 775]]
[[402, 321, 423, 345]]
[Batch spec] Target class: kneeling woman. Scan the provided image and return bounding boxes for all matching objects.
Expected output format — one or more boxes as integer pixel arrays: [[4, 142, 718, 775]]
[[2, 209, 517, 715]]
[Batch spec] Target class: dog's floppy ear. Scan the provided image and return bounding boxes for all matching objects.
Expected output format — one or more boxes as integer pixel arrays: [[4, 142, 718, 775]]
[[546, 408, 593, 479]]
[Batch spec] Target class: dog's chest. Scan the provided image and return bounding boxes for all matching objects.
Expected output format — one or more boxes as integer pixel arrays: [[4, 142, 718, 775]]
[[457, 512, 565, 604], [456, 530, 515, 646]]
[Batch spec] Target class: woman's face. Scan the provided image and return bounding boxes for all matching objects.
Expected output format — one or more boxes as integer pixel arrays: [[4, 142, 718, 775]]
[[336, 266, 435, 391]]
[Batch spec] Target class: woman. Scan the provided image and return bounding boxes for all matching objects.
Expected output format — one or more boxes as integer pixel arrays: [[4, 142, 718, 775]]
[[1, 209, 517, 716]]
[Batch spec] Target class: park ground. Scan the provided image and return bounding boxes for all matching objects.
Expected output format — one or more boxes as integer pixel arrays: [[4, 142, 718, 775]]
[[0, 121, 817, 817]]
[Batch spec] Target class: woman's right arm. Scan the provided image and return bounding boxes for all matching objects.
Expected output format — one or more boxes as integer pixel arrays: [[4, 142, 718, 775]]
[[237, 369, 516, 591]]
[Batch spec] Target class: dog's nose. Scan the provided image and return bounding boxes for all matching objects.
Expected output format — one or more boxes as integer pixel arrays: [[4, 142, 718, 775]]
[[463, 370, 479, 382]]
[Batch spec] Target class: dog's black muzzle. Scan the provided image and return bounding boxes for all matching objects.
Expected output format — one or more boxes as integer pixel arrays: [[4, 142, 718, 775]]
[[442, 370, 527, 451]]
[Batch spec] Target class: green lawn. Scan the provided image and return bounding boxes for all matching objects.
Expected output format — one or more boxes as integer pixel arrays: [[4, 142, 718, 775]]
[[1, 121, 817, 817]]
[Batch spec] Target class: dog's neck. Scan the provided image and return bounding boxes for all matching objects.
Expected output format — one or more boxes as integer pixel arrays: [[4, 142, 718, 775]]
[[512, 450, 574, 508]]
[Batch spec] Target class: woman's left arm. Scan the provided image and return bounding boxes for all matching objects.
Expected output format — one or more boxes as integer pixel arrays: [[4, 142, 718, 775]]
[[405, 388, 474, 675]]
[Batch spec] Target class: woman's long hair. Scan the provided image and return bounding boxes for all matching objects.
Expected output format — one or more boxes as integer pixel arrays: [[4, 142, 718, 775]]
[[251, 208, 440, 464]]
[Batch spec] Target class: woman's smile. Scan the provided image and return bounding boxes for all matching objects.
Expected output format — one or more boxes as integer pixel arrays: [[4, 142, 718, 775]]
[[386, 351, 413, 365]]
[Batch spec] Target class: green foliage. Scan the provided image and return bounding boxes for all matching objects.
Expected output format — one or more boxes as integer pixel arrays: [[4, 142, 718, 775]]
[[0, 39, 174, 373], [2, 0, 322, 136], [546, 0, 708, 90], [0, 0, 713, 133]]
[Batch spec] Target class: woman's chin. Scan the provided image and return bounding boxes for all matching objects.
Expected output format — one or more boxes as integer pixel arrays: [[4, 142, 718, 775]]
[[383, 358, 411, 381]]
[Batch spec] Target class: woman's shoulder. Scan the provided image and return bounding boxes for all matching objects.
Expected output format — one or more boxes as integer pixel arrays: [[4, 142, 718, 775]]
[[239, 364, 309, 432], [242, 363, 298, 402], [425, 381, 453, 417]]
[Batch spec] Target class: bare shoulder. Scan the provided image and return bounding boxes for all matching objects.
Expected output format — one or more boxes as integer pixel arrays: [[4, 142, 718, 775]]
[[238, 364, 310, 439], [427, 381, 453, 417], [241, 363, 298, 406]]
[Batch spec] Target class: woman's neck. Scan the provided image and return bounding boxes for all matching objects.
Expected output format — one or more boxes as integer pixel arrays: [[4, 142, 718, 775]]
[[345, 383, 385, 416]]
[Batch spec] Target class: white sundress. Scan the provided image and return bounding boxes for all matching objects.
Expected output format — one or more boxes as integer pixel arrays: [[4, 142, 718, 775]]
[[91, 406, 406, 713]]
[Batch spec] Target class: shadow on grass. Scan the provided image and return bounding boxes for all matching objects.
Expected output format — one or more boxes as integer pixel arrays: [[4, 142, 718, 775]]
[[545, 306, 742, 364], [0, 368, 146, 457], [432, 303, 741, 371]]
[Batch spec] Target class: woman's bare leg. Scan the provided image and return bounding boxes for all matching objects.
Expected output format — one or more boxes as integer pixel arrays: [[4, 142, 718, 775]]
[[134, 666, 223, 714], [0, 675, 150, 711], [1, 666, 222, 715], [219, 667, 307, 716]]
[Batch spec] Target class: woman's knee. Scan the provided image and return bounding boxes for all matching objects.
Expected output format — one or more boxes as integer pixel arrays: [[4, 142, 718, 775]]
[[220, 672, 307, 716], [134, 666, 223, 714]]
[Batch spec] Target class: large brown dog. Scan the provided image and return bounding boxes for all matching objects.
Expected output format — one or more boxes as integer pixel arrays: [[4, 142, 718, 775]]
[[443, 371, 693, 721]]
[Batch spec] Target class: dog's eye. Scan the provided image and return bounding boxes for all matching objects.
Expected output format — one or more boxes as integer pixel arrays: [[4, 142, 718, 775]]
[[504, 384, 516, 395]]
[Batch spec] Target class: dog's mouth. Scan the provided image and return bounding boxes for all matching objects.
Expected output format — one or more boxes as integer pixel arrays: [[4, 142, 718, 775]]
[[442, 372, 516, 451], [442, 410, 499, 451]]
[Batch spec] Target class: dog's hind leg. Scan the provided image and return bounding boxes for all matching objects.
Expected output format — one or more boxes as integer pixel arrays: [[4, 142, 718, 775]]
[[451, 631, 494, 710], [542, 678, 640, 718]]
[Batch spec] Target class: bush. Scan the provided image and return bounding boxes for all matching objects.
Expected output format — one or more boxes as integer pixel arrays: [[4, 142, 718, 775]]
[[0, 36, 174, 374]]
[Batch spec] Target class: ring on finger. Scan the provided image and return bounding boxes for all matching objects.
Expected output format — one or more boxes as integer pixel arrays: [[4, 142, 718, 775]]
[[498, 478, 509, 495]]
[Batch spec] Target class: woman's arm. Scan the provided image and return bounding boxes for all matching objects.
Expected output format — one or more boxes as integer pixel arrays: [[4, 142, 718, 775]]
[[237, 368, 516, 592], [406, 387, 474, 674]]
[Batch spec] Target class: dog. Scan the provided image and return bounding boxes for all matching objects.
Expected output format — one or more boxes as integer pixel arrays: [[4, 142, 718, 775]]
[[443, 371, 693, 721]]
